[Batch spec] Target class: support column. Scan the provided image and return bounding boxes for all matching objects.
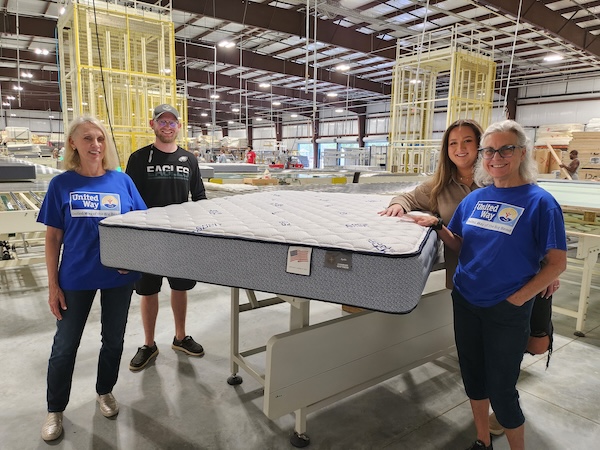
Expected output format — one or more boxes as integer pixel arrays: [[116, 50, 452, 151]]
[[506, 88, 518, 120], [312, 112, 320, 169]]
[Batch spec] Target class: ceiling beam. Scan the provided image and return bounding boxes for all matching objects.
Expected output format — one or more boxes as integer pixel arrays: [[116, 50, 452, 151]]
[[167, 0, 396, 60], [176, 41, 390, 97], [479, 0, 600, 61]]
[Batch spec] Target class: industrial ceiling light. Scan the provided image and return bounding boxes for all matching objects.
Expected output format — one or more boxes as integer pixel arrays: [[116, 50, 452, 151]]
[[327, 92, 338, 97], [2, 102, 9, 106], [201, 112, 208, 117], [231, 108, 240, 112], [259, 82, 270, 88], [290, 114, 298, 118], [6, 96, 15, 100], [210, 94, 219, 99], [543, 54, 563, 62], [272, 101, 281, 106], [218, 40, 235, 48], [256, 117, 263, 121], [335, 64, 350, 72], [34, 48, 49, 55], [335, 108, 344, 113], [409, 79, 421, 84], [13, 86, 23, 91]]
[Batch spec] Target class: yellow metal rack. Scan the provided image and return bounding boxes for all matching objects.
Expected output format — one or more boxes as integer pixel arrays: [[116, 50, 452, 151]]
[[57, 0, 186, 167], [389, 26, 496, 173]]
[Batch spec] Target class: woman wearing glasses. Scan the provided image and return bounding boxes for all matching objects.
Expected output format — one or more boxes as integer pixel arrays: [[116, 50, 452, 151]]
[[413, 120, 567, 450]]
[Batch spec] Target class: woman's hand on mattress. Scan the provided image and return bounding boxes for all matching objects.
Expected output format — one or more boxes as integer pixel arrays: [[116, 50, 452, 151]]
[[378, 204, 405, 216], [405, 213, 438, 228]]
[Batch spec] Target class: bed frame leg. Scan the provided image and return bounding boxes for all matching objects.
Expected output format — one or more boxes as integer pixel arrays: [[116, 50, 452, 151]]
[[290, 408, 310, 447], [229, 287, 243, 384]]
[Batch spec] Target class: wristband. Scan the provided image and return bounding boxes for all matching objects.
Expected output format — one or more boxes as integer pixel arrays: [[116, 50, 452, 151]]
[[431, 217, 444, 230]]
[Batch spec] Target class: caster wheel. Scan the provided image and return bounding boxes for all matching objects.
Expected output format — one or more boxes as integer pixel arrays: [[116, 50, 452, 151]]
[[574, 330, 585, 337], [227, 374, 243, 385], [290, 432, 310, 448]]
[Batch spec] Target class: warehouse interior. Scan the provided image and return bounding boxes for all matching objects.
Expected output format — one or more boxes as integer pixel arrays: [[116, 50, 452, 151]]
[[1, 1, 600, 449]]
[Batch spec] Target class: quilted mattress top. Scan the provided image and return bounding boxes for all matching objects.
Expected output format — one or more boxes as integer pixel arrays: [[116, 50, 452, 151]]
[[100, 190, 434, 257]]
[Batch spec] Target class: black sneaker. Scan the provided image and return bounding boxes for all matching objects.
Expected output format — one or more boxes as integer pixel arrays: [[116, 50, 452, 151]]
[[129, 343, 159, 371], [172, 336, 204, 356], [465, 439, 493, 450]]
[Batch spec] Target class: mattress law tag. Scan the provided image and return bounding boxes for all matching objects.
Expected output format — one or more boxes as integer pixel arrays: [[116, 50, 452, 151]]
[[286, 246, 312, 276], [324, 251, 352, 270]]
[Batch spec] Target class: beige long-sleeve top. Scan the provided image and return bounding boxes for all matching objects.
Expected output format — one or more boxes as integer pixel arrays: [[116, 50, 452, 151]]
[[389, 177, 477, 288]]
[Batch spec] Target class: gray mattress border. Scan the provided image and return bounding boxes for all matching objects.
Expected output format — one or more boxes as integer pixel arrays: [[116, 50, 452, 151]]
[[99, 224, 438, 314]]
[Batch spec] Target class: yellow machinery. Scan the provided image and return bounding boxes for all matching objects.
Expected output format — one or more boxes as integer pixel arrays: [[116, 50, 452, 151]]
[[57, 0, 186, 167], [0, 190, 47, 267], [388, 26, 496, 173]]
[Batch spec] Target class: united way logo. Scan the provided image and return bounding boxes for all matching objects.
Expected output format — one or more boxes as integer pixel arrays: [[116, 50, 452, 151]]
[[466, 201, 524, 235], [70, 192, 121, 217], [102, 195, 119, 209], [498, 207, 518, 223]]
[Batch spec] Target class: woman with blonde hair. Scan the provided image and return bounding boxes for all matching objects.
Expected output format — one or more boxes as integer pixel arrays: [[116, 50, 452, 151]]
[[38, 116, 146, 441]]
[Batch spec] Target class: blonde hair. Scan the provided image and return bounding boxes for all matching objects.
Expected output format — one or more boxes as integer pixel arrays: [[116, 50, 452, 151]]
[[474, 120, 538, 186], [428, 119, 483, 213], [64, 116, 119, 171]]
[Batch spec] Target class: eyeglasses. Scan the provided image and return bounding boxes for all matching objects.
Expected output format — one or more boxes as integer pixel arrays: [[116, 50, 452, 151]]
[[156, 119, 179, 128], [478, 145, 521, 159]]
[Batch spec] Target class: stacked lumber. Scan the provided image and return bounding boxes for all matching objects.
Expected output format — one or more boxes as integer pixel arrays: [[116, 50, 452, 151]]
[[534, 123, 584, 147]]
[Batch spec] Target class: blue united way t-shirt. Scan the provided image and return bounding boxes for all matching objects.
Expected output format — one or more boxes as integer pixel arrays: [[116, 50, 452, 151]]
[[448, 183, 567, 307], [38, 170, 147, 290]]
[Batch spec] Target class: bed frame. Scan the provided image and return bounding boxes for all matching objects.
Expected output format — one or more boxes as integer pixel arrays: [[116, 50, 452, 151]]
[[227, 270, 453, 447]]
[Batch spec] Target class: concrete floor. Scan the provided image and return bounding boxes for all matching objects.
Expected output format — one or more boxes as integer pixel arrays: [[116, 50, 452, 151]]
[[0, 258, 599, 450]]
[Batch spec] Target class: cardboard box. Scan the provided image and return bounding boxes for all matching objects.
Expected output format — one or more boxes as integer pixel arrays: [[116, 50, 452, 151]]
[[578, 150, 600, 167], [243, 178, 279, 186], [534, 147, 566, 173], [534, 148, 551, 173], [578, 169, 600, 181]]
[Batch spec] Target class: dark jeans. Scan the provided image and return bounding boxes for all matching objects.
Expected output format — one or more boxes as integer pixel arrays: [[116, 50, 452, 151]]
[[47, 284, 134, 412], [452, 289, 534, 430]]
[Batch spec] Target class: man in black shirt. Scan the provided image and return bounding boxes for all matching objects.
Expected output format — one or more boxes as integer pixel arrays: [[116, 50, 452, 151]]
[[126, 104, 207, 371]]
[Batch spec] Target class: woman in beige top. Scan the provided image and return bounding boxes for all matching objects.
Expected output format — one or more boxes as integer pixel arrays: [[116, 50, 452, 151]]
[[379, 119, 482, 289]]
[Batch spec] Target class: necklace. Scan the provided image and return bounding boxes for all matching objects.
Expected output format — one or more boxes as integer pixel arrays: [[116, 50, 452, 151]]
[[458, 174, 473, 183]]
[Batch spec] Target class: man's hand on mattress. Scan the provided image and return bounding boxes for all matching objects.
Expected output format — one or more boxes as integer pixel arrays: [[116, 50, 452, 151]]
[[378, 204, 405, 216]]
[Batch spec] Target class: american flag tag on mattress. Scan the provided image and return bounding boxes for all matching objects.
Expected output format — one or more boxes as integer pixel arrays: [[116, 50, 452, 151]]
[[286, 246, 312, 276]]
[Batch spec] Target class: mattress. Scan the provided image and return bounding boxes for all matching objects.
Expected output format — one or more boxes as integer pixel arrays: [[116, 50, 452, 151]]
[[99, 190, 439, 313]]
